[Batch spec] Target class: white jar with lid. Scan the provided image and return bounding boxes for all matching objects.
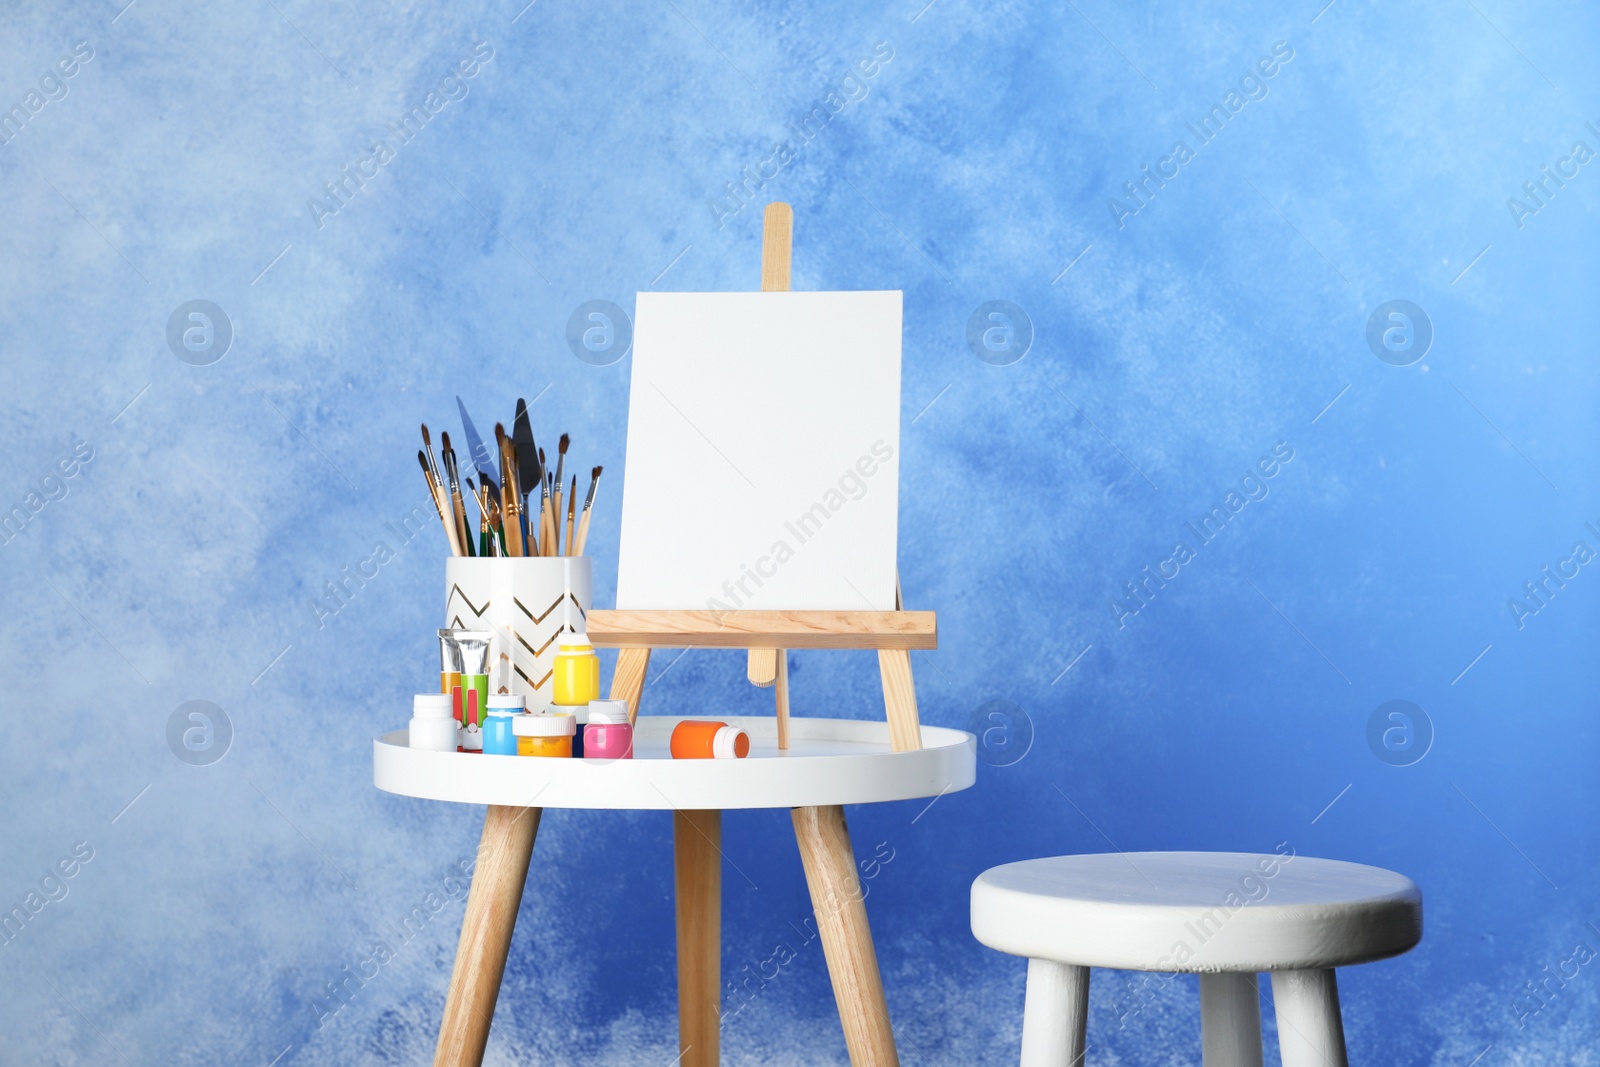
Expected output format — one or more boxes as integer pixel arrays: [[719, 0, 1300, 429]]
[[409, 693, 459, 752]]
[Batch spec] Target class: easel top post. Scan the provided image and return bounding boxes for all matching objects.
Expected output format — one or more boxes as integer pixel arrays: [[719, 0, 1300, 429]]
[[762, 202, 793, 292], [748, 202, 794, 689]]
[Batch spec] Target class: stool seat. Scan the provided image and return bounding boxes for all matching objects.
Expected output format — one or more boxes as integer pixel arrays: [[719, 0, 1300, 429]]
[[972, 851, 1422, 973]]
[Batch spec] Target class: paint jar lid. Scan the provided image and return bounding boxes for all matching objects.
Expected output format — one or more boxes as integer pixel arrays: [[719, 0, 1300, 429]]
[[413, 694, 454, 719], [712, 725, 750, 759], [486, 693, 526, 711], [513, 713, 576, 737], [587, 700, 630, 725], [556, 632, 593, 650]]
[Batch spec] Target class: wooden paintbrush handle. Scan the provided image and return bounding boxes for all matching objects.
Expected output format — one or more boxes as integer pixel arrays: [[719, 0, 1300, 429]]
[[551, 490, 563, 555], [502, 487, 524, 556], [573, 510, 593, 557], [499, 439, 525, 556], [450, 491, 471, 557], [520, 506, 536, 556], [435, 483, 463, 557]]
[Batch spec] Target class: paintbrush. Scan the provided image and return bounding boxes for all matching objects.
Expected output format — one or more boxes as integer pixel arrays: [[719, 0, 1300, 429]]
[[512, 399, 539, 553], [564, 475, 576, 556], [418, 449, 459, 555], [420, 424, 445, 498], [419, 450, 444, 522], [537, 448, 554, 555], [487, 491, 507, 556], [573, 465, 602, 556], [466, 477, 492, 558], [496, 424, 525, 556], [551, 433, 569, 556], [440, 432, 474, 557], [545, 470, 558, 555], [482, 483, 500, 557], [467, 476, 486, 556], [502, 425, 528, 559]]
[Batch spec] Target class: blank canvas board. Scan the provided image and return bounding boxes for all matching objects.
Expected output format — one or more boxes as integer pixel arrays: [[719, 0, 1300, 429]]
[[616, 290, 903, 612]]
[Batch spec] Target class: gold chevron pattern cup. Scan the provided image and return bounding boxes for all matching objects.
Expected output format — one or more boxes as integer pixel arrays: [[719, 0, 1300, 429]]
[[444, 557, 593, 712]]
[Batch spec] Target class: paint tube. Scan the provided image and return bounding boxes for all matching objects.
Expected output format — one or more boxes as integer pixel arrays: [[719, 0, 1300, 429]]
[[438, 629, 493, 751]]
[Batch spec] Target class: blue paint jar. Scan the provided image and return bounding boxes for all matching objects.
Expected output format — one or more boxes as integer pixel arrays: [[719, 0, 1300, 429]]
[[482, 694, 525, 756]]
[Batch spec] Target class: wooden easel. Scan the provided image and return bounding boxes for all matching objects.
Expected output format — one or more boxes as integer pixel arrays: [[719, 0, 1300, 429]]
[[586, 202, 936, 756]]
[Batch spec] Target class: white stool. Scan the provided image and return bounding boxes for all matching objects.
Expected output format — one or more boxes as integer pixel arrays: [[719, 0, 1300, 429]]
[[970, 852, 1422, 1067]]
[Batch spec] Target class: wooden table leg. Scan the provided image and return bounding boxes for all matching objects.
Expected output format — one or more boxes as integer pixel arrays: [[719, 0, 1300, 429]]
[[675, 809, 721, 1067], [792, 805, 899, 1067], [435, 805, 541, 1067]]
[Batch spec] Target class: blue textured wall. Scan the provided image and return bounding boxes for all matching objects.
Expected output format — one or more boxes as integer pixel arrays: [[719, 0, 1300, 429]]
[[1, 0, 1595, 1063]]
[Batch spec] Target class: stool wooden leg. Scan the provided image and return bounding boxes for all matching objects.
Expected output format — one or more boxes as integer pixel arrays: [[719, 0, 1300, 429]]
[[1199, 973, 1263, 1067], [674, 809, 721, 1067], [792, 805, 899, 1067], [1271, 969, 1347, 1067], [1019, 959, 1088, 1067], [434, 805, 541, 1067]]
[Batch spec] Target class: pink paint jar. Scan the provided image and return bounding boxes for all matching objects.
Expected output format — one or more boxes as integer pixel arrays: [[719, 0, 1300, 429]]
[[583, 699, 633, 760]]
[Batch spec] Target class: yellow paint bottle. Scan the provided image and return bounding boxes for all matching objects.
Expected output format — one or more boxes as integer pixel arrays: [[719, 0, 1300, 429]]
[[552, 632, 601, 707]]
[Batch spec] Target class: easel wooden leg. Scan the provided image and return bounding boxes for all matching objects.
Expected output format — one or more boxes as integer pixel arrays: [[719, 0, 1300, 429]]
[[612, 647, 652, 724], [774, 650, 790, 749], [434, 805, 541, 1067], [675, 809, 722, 1067], [792, 805, 899, 1067], [747, 648, 778, 687], [876, 649, 922, 753]]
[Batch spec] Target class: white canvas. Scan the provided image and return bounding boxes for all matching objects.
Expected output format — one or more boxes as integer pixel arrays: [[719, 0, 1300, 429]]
[[616, 290, 903, 612]]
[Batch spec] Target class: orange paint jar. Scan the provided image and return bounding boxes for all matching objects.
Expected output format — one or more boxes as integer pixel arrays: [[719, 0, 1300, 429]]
[[670, 720, 750, 759], [514, 712, 576, 757]]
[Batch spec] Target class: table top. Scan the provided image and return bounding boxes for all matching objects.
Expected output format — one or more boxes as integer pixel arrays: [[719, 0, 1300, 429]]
[[971, 852, 1423, 972], [375, 715, 976, 810]]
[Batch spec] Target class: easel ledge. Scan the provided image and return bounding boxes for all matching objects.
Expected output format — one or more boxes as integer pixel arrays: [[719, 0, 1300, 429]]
[[586, 609, 936, 650]]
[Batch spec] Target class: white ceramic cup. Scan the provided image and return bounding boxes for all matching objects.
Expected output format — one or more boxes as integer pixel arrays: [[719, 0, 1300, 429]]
[[444, 557, 593, 713]]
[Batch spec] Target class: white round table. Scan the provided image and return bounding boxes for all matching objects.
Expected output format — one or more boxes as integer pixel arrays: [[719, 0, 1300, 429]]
[[376, 714, 976, 809], [378, 715, 976, 1067]]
